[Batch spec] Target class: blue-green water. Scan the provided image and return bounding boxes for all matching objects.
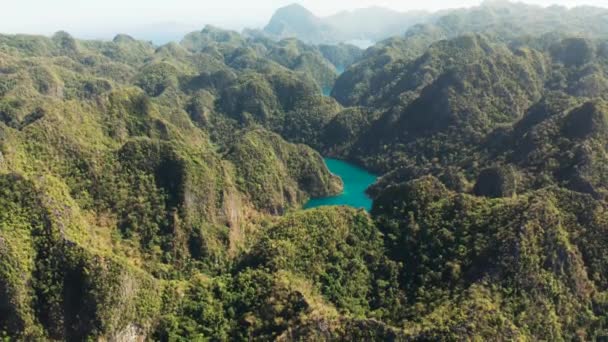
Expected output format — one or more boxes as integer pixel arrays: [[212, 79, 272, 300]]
[[305, 158, 377, 211], [321, 65, 346, 96]]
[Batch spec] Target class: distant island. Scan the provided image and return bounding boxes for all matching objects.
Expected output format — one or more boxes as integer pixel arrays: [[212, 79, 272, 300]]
[[253, 3, 433, 46]]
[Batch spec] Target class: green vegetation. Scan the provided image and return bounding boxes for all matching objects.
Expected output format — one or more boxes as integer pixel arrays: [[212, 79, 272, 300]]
[[329, 34, 608, 201], [228, 129, 342, 214], [154, 207, 404, 340], [2, 1, 608, 340], [372, 176, 608, 340], [0, 26, 352, 339]]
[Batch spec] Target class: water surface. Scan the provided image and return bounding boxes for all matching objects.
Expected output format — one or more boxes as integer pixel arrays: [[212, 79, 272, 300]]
[[305, 158, 377, 211], [321, 65, 346, 96]]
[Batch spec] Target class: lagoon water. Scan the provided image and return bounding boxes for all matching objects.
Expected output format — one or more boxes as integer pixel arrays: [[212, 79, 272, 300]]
[[305, 158, 377, 211], [322, 65, 346, 96]]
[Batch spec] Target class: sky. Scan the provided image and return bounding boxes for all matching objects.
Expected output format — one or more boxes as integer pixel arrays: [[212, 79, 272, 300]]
[[1, 0, 607, 43]]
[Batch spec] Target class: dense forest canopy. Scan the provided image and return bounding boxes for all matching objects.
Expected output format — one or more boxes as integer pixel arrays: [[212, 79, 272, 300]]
[[1, 0, 608, 340]]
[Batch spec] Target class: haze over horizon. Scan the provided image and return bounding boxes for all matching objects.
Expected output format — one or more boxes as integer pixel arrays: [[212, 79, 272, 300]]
[[2, 0, 607, 44]]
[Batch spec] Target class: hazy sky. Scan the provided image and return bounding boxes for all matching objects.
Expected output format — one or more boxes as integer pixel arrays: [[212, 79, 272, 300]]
[[2, 0, 607, 42]]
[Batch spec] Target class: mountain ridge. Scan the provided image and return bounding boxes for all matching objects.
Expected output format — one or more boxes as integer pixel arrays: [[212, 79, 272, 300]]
[[261, 3, 434, 45]]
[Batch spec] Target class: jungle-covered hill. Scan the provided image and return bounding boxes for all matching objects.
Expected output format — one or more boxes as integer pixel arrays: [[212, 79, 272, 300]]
[[1, 1, 608, 340], [0, 26, 353, 340]]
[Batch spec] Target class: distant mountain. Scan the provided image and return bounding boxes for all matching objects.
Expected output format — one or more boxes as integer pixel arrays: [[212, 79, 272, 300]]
[[264, 4, 340, 45], [325, 7, 431, 43], [263, 3, 433, 46]]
